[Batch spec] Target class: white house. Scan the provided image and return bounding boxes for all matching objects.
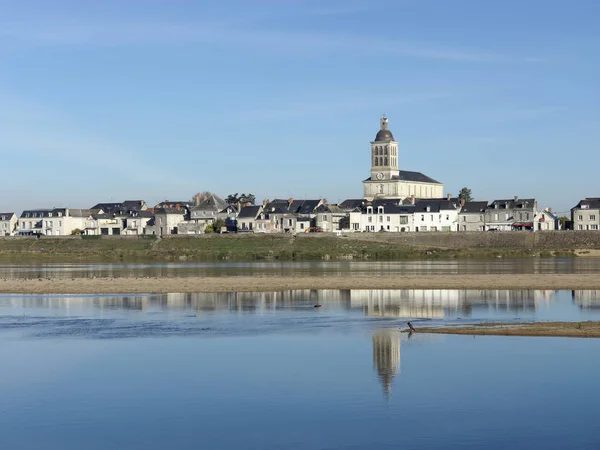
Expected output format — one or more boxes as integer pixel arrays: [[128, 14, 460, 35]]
[[350, 203, 416, 232], [0, 212, 17, 236], [18, 208, 92, 235], [413, 200, 460, 232]]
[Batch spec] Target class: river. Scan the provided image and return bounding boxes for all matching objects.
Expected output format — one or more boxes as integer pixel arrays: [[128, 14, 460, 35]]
[[1, 287, 600, 449]]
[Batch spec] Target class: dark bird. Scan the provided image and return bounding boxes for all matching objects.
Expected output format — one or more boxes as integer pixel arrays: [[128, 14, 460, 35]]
[[314, 304, 322, 308], [407, 321, 416, 332]]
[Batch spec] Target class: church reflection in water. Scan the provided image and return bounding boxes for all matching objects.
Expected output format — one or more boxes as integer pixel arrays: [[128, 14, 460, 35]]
[[372, 330, 401, 398]]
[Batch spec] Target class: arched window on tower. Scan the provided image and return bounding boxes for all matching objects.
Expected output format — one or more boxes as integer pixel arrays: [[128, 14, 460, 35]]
[[374, 158, 378, 166], [385, 146, 388, 155], [379, 157, 383, 166], [384, 157, 388, 166]]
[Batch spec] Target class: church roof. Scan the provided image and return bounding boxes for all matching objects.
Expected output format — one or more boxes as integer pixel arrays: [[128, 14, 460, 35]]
[[374, 129, 394, 141], [364, 170, 441, 184]]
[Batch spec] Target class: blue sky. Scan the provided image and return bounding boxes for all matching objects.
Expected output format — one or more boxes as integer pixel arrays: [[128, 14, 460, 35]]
[[1, 0, 599, 214]]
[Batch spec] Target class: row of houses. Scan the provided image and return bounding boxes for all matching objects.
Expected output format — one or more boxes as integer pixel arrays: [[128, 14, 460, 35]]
[[4, 194, 600, 237]]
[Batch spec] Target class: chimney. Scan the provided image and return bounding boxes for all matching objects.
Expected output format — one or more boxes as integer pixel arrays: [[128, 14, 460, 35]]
[[410, 194, 415, 205], [288, 197, 294, 207], [447, 193, 452, 200], [460, 199, 466, 206], [263, 199, 269, 206], [514, 196, 519, 202], [323, 198, 328, 205], [547, 207, 552, 212]]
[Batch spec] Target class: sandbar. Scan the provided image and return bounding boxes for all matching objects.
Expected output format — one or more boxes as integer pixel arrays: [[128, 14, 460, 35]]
[[413, 321, 600, 338], [1, 273, 600, 295]]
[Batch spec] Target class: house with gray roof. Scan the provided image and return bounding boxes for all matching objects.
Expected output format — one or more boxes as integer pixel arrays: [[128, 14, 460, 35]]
[[458, 201, 488, 232], [350, 203, 416, 232], [413, 200, 460, 232], [0, 213, 17, 236], [18, 208, 92, 235], [237, 205, 263, 232], [146, 208, 186, 235], [571, 198, 600, 231], [485, 197, 538, 231], [315, 204, 348, 232], [259, 198, 324, 233]]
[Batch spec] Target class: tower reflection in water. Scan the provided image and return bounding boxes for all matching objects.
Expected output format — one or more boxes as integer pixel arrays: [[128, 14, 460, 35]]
[[372, 330, 401, 398]]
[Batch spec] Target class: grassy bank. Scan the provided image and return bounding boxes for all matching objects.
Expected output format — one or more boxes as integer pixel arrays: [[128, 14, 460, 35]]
[[0, 233, 579, 263]]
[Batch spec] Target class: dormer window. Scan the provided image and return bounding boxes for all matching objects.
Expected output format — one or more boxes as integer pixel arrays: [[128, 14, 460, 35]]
[[367, 207, 373, 214], [58, 212, 62, 217], [377, 206, 384, 214], [494, 204, 499, 209], [426, 206, 431, 212], [48, 213, 53, 217]]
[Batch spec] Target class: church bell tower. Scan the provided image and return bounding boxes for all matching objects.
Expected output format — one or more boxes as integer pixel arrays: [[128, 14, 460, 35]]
[[370, 116, 399, 183]]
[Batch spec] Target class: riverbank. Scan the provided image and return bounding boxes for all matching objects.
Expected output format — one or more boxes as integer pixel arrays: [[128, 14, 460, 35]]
[[2, 232, 599, 262], [2, 273, 600, 294], [414, 321, 600, 338]]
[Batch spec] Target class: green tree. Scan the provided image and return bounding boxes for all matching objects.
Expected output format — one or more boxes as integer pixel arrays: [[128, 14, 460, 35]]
[[204, 223, 215, 233], [71, 228, 83, 235], [458, 187, 473, 202], [213, 218, 225, 232]]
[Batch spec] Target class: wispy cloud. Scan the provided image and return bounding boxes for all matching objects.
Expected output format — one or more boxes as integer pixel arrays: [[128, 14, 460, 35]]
[[235, 91, 455, 122], [0, 91, 190, 189], [0, 16, 541, 63]]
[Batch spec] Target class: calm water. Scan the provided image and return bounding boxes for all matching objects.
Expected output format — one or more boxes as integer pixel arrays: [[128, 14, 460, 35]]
[[3, 257, 600, 279], [1, 289, 600, 449]]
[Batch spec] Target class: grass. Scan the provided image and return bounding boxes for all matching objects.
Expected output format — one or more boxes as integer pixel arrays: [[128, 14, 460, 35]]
[[0, 234, 579, 263]]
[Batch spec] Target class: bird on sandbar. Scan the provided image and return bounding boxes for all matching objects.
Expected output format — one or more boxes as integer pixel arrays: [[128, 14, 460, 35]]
[[407, 321, 416, 332]]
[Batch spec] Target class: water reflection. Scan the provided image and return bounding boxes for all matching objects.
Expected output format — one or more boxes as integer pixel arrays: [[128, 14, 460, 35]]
[[373, 330, 401, 398], [3, 258, 600, 279], [2, 289, 600, 322], [572, 290, 600, 309]]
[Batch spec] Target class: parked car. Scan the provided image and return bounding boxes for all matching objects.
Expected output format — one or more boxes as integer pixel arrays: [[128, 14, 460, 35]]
[[305, 227, 323, 233]]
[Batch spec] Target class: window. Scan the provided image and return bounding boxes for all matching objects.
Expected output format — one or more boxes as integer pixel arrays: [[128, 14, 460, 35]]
[[323, 215, 328, 221], [353, 223, 359, 230], [591, 225, 599, 230], [462, 216, 466, 222], [59, 220, 62, 227], [578, 225, 583, 230], [446, 215, 449, 220], [368, 217, 372, 223], [421, 215, 424, 221], [431, 226, 437, 231], [591, 215, 596, 221], [494, 214, 499, 221], [58, 212, 62, 217], [367, 207, 373, 214], [400, 216, 408, 224], [505, 214, 509, 220], [387, 216, 390, 222], [374, 158, 378, 166], [48, 213, 53, 218], [462, 225, 466, 231], [430, 215, 434, 221], [379, 216, 383, 222], [288, 219, 292, 226], [525, 213, 529, 220], [578, 215, 583, 221], [300, 223, 304, 230]]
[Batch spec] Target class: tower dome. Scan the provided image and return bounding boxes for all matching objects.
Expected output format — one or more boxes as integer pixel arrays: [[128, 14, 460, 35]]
[[374, 116, 394, 141]]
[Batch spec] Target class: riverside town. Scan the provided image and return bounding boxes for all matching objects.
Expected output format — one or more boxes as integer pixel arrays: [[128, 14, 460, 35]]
[[1, 117, 596, 237]]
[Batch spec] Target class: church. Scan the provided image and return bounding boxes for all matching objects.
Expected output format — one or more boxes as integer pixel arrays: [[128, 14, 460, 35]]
[[363, 116, 443, 200]]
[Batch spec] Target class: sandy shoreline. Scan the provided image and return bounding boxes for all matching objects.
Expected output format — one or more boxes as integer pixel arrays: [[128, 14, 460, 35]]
[[1, 273, 600, 294], [413, 321, 600, 338]]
